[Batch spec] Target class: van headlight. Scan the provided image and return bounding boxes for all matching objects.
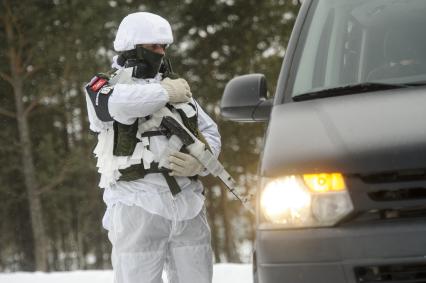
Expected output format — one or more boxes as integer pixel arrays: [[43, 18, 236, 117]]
[[260, 174, 353, 227]]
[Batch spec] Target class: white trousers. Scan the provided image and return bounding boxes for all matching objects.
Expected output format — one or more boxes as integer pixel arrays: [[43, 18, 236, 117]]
[[108, 203, 213, 283]]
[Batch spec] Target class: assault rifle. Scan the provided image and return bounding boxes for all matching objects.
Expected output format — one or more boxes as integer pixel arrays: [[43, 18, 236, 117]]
[[159, 114, 254, 214]]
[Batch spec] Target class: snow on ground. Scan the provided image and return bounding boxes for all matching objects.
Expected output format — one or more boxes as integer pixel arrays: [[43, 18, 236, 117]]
[[0, 263, 252, 283]]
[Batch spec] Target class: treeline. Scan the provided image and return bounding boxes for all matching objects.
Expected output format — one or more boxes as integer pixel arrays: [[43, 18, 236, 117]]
[[0, 0, 299, 271]]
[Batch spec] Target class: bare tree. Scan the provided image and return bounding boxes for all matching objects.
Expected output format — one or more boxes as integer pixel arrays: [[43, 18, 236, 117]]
[[0, 0, 47, 271]]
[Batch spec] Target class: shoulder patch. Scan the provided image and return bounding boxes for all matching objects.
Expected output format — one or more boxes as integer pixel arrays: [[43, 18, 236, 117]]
[[87, 70, 116, 92], [90, 78, 108, 92]]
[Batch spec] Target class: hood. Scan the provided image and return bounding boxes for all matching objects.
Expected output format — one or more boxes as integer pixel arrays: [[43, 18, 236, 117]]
[[261, 87, 426, 177]]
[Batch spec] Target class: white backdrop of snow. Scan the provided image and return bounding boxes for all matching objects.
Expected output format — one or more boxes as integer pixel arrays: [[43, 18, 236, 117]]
[[0, 263, 252, 283]]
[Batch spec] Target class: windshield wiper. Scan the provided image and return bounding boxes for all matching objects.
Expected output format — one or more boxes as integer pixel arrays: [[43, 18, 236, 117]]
[[293, 82, 411, 101]]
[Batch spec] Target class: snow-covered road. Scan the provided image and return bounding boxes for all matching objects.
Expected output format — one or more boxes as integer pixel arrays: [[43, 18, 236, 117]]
[[0, 263, 252, 283]]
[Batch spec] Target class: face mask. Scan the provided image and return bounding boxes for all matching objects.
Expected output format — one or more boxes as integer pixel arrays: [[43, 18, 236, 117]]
[[117, 46, 164, 79]]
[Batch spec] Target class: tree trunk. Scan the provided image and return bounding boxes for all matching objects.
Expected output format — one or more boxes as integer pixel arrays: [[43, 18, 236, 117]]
[[94, 226, 105, 269], [204, 178, 221, 263], [70, 195, 82, 269], [220, 186, 240, 262], [4, 13, 48, 271], [13, 78, 48, 271]]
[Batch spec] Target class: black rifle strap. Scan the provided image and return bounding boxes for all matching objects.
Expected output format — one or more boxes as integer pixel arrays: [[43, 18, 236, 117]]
[[149, 162, 181, 196], [141, 130, 165, 137], [161, 172, 181, 196]]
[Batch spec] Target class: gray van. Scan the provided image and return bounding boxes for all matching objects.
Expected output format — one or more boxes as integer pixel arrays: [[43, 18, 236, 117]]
[[220, 0, 426, 282]]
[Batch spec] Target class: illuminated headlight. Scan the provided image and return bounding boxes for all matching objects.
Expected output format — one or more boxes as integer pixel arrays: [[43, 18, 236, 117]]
[[260, 174, 353, 227]]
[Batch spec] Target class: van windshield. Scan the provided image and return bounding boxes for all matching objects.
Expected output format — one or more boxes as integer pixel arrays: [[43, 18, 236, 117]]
[[290, 0, 426, 98]]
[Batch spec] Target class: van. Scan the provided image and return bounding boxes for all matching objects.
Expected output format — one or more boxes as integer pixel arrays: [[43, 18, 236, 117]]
[[220, 0, 426, 282]]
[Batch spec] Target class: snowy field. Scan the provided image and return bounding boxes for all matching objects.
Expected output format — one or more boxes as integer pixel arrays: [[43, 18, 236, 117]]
[[0, 263, 252, 283]]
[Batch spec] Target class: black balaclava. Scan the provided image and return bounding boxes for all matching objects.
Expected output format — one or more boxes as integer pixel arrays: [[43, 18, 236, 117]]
[[117, 45, 164, 79]]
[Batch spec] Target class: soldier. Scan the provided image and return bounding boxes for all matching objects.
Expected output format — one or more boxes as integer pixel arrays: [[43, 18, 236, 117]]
[[85, 12, 220, 283]]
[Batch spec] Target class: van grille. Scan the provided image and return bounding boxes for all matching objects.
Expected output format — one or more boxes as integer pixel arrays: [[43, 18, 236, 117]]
[[368, 188, 426, 202], [355, 264, 426, 283], [360, 170, 426, 184], [345, 169, 426, 221]]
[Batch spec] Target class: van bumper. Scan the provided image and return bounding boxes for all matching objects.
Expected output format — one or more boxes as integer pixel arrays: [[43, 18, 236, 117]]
[[255, 219, 426, 283]]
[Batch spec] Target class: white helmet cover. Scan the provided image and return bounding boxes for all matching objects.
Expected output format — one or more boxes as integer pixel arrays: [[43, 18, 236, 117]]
[[114, 12, 174, 52]]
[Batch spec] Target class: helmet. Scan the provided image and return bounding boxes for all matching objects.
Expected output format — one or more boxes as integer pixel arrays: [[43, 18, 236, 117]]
[[113, 12, 173, 52]]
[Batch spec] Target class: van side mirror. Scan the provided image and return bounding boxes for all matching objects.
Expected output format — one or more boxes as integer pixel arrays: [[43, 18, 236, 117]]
[[220, 74, 273, 122]]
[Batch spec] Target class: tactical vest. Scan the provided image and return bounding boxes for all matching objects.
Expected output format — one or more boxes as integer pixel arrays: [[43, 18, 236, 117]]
[[113, 103, 204, 195], [86, 67, 210, 195]]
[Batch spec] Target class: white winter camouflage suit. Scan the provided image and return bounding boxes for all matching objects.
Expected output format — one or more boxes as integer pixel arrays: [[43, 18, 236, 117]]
[[85, 12, 221, 283]]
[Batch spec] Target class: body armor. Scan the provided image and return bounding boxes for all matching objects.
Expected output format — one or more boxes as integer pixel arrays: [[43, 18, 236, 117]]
[[85, 66, 209, 195]]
